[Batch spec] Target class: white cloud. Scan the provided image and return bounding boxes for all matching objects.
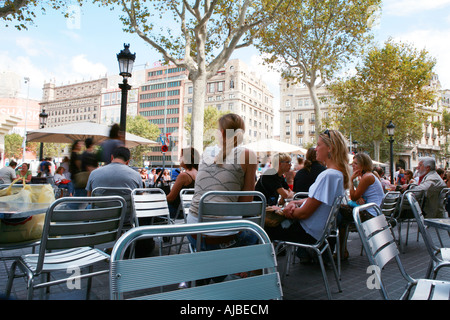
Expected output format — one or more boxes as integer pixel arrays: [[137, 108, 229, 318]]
[[69, 54, 108, 80], [384, 0, 450, 16]]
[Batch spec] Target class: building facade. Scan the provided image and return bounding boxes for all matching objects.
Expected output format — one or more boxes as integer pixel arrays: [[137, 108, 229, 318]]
[[279, 75, 449, 170], [183, 59, 275, 146], [40, 78, 108, 128], [138, 64, 188, 166], [279, 78, 332, 147]]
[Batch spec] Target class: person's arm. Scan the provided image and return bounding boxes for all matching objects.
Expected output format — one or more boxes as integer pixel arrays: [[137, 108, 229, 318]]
[[349, 171, 374, 201], [166, 173, 188, 202], [283, 197, 322, 220], [277, 187, 294, 200], [25, 171, 32, 183]]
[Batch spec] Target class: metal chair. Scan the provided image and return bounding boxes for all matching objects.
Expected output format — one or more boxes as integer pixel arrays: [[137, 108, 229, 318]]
[[435, 188, 450, 247], [91, 187, 134, 227], [406, 192, 450, 280], [294, 191, 341, 277], [394, 189, 425, 253], [131, 188, 175, 255], [109, 220, 283, 300], [274, 196, 344, 300], [353, 203, 450, 300], [178, 188, 195, 223], [196, 190, 266, 252], [5, 196, 126, 300]]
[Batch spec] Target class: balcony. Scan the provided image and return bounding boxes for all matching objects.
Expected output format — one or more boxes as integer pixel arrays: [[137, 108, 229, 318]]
[[296, 131, 304, 136], [296, 119, 304, 124]]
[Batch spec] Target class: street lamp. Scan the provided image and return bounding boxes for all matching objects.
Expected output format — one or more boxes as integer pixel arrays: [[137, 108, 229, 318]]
[[352, 140, 358, 154], [117, 43, 136, 133], [39, 107, 48, 160], [387, 121, 395, 185], [22, 77, 30, 162]]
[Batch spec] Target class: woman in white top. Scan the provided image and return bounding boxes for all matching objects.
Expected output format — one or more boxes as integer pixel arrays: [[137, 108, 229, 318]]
[[187, 113, 258, 251], [266, 129, 350, 248]]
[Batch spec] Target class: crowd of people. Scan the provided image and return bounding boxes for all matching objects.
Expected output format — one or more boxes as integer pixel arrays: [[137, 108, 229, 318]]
[[1, 113, 449, 269]]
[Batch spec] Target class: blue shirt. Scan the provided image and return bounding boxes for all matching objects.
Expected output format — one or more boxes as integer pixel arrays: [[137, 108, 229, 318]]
[[299, 169, 345, 240]]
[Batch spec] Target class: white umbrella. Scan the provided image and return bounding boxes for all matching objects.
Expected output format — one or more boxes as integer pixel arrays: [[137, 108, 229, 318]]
[[26, 122, 157, 148], [242, 139, 307, 155]]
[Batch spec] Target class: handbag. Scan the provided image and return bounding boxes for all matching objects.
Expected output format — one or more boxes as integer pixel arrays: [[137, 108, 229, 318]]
[[59, 179, 71, 185], [0, 179, 55, 243]]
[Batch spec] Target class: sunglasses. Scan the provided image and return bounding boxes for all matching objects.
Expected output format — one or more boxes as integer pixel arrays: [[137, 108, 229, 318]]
[[323, 129, 331, 138]]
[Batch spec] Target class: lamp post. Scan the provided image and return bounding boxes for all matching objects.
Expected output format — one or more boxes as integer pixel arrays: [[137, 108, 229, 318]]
[[39, 108, 48, 160], [352, 140, 358, 154], [387, 121, 395, 185], [22, 77, 30, 162], [117, 43, 136, 133]]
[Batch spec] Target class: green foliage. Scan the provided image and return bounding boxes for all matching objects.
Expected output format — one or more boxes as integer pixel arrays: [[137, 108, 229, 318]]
[[4, 133, 23, 159], [255, 0, 381, 136], [184, 105, 227, 149], [1, 0, 70, 30], [326, 39, 437, 162], [126, 114, 161, 166]]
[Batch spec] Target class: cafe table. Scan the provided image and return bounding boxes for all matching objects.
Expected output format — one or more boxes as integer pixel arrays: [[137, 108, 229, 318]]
[[0, 202, 50, 219], [424, 218, 450, 247]]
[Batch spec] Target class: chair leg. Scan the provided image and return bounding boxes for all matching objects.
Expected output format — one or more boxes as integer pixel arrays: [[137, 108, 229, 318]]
[[326, 245, 342, 293], [5, 260, 18, 299], [316, 251, 332, 300], [86, 266, 93, 300]]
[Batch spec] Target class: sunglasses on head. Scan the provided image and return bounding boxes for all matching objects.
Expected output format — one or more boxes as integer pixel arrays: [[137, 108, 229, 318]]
[[323, 129, 331, 138]]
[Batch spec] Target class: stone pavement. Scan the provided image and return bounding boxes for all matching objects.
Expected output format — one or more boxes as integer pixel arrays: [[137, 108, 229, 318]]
[[1, 221, 449, 301]]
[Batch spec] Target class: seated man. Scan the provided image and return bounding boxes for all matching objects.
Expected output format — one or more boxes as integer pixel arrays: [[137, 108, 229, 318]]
[[86, 146, 154, 257], [255, 152, 294, 206], [402, 157, 446, 218], [0, 160, 17, 184]]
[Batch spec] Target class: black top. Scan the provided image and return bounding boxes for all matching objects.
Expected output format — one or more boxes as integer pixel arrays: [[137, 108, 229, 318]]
[[255, 170, 289, 206], [293, 162, 326, 193]]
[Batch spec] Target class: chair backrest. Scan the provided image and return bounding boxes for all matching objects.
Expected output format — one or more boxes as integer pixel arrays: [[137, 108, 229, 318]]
[[318, 196, 344, 244], [130, 188, 171, 221], [38, 196, 126, 274], [353, 203, 414, 299], [406, 192, 440, 260], [179, 188, 195, 222], [438, 188, 450, 217], [197, 191, 266, 227], [395, 189, 425, 219], [92, 187, 134, 225], [109, 220, 282, 300], [380, 191, 401, 218], [293, 192, 309, 200]]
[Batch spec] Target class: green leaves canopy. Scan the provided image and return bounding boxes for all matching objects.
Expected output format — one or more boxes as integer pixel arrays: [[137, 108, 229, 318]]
[[326, 40, 437, 161]]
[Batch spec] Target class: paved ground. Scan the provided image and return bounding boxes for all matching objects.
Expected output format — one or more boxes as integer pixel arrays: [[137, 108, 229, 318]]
[[1, 220, 449, 301]]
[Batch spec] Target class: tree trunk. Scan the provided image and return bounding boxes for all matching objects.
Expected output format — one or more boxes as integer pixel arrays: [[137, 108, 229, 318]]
[[373, 140, 381, 162], [306, 82, 322, 142], [190, 72, 207, 154]]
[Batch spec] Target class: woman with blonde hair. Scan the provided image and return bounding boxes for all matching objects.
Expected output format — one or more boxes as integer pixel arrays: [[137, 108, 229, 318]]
[[265, 129, 349, 252], [187, 113, 258, 251]]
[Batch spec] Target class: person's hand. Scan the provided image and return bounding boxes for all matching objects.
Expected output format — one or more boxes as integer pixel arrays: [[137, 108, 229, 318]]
[[282, 203, 296, 218], [351, 169, 361, 181], [356, 198, 366, 205]]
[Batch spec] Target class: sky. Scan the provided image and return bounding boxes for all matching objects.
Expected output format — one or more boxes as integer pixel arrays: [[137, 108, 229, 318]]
[[1, 0, 450, 133]]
